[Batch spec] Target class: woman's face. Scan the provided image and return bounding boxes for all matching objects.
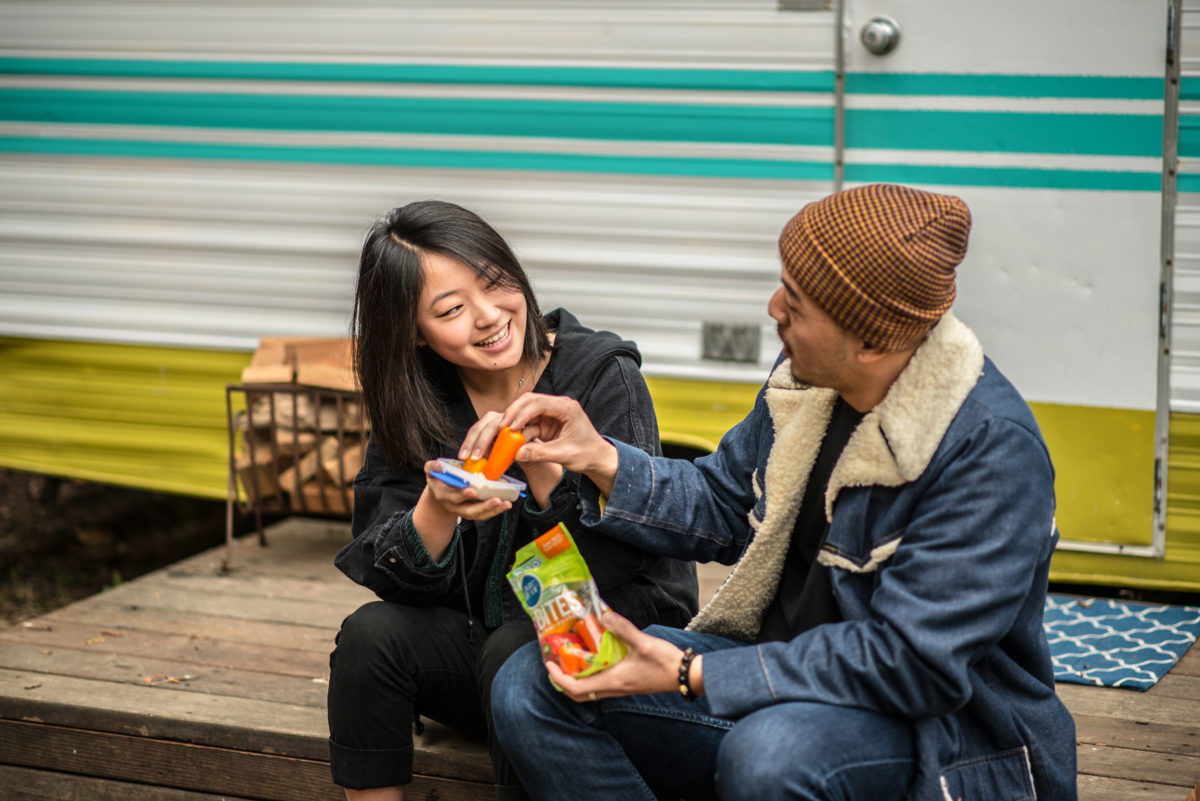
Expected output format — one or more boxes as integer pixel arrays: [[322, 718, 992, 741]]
[[415, 251, 528, 374]]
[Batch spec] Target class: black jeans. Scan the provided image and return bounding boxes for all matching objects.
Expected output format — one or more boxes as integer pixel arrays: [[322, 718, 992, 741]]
[[327, 601, 536, 799]]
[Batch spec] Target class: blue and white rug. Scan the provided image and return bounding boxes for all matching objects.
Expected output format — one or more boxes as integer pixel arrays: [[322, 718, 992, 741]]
[[1044, 594, 1200, 690]]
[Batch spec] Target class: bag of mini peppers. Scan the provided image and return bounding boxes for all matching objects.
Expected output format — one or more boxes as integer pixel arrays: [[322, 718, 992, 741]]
[[507, 523, 628, 677]]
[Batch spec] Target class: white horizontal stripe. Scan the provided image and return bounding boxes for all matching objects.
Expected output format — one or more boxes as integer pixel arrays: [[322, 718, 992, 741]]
[[0, 50, 829, 72], [0, 75, 834, 106], [0, 122, 836, 163], [845, 94, 1161, 115]]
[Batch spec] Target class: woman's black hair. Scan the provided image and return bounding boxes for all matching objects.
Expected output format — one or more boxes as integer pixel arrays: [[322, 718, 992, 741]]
[[352, 200, 553, 469]]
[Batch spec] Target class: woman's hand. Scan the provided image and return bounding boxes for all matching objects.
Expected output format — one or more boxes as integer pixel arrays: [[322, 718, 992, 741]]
[[458, 411, 506, 465], [544, 612, 702, 702], [421, 459, 512, 521]]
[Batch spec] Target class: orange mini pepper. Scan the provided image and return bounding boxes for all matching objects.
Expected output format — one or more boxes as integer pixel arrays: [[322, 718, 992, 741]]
[[573, 612, 606, 653], [483, 426, 526, 480], [463, 456, 488, 473], [543, 632, 589, 674]]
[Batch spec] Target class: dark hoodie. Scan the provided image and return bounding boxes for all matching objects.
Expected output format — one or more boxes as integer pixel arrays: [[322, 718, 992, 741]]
[[334, 308, 699, 632]]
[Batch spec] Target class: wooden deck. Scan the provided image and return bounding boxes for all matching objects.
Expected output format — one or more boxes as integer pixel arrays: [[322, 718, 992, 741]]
[[0, 516, 1197, 800]]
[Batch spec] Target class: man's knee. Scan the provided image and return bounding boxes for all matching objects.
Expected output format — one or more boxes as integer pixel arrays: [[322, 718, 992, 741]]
[[716, 708, 807, 801], [715, 704, 914, 801]]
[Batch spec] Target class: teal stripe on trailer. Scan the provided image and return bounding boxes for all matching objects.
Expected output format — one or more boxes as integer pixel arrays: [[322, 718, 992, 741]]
[[0, 89, 1158, 156], [846, 109, 1162, 157], [0, 89, 833, 146], [0, 57, 835, 93], [844, 163, 1160, 192], [1177, 77, 1200, 101], [0, 136, 1157, 190], [1173, 117, 1200, 156], [847, 73, 1163, 100], [0, 136, 835, 180]]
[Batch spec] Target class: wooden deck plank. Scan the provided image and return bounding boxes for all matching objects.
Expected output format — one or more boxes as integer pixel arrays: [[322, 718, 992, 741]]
[[72, 580, 357, 630], [1073, 712, 1200, 757], [1076, 742, 1200, 787], [1077, 774, 1195, 800], [0, 668, 328, 757], [43, 602, 341, 652], [1, 763, 262, 801], [141, 568, 376, 606], [0, 618, 331, 678], [1172, 647, 1200, 677], [0, 641, 329, 707], [1147, 674, 1200, 702], [1058, 683, 1200, 728], [0, 718, 489, 801]]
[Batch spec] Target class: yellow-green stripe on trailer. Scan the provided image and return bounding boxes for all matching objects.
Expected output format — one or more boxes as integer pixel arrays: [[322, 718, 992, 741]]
[[4, 336, 1197, 592]]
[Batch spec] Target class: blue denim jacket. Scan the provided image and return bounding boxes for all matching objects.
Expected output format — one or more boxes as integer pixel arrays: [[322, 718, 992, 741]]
[[579, 313, 1076, 800]]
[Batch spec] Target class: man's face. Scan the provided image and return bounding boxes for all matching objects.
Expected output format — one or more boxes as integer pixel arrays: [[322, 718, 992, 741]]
[[767, 270, 860, 389]]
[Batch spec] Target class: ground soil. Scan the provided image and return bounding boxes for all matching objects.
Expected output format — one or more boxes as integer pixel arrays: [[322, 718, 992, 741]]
[[0, 468, 237, 625]]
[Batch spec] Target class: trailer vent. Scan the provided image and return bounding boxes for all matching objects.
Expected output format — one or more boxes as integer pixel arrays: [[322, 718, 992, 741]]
[[702, 322, 761, 364]]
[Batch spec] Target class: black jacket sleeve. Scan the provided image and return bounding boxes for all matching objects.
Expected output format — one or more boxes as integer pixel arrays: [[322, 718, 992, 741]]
[[333, 436, 461, 604]]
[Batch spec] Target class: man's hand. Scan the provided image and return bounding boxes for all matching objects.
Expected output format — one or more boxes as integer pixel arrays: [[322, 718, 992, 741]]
[[545, 612, 702, 703], [503, 393, 619, 497]]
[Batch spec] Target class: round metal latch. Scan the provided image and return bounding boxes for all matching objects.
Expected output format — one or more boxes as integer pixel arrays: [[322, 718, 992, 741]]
[[860, 16, 901, 55]]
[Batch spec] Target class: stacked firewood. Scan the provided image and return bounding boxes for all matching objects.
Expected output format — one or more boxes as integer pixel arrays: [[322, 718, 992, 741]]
[[232, 337, 367, 517]]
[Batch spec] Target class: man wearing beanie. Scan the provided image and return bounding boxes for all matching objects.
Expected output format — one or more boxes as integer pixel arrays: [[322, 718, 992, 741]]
[[490, 184, 1076, 800]]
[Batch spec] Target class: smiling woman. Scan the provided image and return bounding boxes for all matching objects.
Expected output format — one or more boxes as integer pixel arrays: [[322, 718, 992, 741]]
[[415, 250, 531, 380], [326, 200, 698, 801]]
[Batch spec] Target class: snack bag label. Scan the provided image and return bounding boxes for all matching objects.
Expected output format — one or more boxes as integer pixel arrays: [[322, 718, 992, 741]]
[[507, 523, 628, 677], [520, 574, 541, 607]]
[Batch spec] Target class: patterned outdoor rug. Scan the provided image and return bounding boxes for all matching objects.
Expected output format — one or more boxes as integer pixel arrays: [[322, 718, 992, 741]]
[[1044, 594, 1200, 690]]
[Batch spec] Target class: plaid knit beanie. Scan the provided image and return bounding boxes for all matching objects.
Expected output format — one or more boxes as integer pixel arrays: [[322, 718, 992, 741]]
[[779, 183, 971, 351]]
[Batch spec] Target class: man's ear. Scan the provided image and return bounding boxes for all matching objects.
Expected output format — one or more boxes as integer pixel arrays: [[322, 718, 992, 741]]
[[855, 343, 890, 365]]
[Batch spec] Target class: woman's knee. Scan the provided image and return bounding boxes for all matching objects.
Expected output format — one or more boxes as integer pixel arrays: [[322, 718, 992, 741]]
[[330, 601, 443, 682]]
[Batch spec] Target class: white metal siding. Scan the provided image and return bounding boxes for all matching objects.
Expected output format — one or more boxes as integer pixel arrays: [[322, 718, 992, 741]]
[[0, 1, 837, 383]]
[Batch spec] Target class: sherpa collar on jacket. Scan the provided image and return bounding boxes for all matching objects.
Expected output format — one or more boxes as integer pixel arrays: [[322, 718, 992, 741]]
[[688, 312, 985, 640]]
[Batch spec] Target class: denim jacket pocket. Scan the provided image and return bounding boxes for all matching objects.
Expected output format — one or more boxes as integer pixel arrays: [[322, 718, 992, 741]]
[[818, 527, 904, 575], [937, 746, 1035, 801]]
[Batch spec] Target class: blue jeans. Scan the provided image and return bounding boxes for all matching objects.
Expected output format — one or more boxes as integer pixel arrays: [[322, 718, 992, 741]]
[[491, 626, 916, 801]]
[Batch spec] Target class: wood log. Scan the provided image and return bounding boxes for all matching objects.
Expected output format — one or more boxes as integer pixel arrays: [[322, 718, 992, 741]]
[[291, 480, 354, 516], [239, 363, 293, 384], [235, 451, 286, 502], [277, 437, 341, 496], [322, 441, 364, 486]]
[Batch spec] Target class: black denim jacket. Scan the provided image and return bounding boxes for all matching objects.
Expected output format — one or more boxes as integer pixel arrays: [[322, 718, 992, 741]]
[[334, 308, 698, 631]]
